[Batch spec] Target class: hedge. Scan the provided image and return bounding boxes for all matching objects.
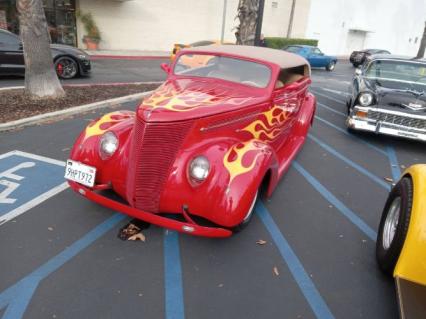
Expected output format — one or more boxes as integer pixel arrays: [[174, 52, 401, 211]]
[[265, 37, 318, 49]]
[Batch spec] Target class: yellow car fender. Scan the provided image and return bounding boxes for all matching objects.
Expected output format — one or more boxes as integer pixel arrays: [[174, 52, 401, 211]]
[[394, 164, 426, 286]]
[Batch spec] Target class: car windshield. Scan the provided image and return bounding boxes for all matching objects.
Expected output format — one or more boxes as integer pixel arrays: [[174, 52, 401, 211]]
[[285, 46, 302, 53], [365, 60, 426, 85], [174, 54, 271, 88]]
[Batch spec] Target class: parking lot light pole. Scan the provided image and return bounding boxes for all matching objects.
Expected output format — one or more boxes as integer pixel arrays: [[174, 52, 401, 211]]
[[221, 0, 228, 44]]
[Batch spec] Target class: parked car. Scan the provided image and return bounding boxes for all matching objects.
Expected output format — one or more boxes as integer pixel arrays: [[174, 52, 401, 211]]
[[65, 45, 316, 238], [283, 45, 337, 71], [376, 164, 426, 318], [171, 40, 233, 62], [0, 29, 91, 79], [346, 55, 426, 141], [350, 49, 391, 67]]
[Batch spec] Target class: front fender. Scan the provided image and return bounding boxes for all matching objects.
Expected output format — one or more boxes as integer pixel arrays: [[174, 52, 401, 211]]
[[69, 111, 135, 198], [394, 164, 426, 286], [160, 138, 278, 227]]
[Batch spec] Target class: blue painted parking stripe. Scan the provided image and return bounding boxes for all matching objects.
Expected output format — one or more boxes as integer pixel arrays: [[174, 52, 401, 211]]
[[164, 231, 185, 319], [292, 162, 377, 241], [314, 116, 388, 156], [256, 201, 335, 319], [317, 102, 346, 117], [386, 146, 401, 181], [0, 213, 126, 318], [308, 134, 390, 190]]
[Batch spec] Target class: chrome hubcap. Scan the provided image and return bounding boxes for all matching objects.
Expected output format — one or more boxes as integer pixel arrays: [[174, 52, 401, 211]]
[[382, 197, 401, 250]]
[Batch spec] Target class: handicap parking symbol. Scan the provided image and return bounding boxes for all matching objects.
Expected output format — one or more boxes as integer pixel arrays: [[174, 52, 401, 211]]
[[0, 151, 67, 225]]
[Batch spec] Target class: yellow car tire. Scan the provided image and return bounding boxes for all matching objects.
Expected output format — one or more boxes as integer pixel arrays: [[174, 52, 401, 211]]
[[376, 177, 413, 275]]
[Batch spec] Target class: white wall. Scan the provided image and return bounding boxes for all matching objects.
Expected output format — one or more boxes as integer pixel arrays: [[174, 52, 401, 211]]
[[305, 0, 426, 56], [76, 0, 311, 51]]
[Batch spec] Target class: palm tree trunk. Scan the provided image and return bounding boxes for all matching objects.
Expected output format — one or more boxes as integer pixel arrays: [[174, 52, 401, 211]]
[[17, 0, 65, 99], [417, 22, 426, 59], [235, 0, 259, 45]]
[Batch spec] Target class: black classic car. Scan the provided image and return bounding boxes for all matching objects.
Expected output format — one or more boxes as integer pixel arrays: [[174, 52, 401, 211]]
[[346, 55, 426, 142], [349, 49, 391, 67], [0, 29, 91, 79]]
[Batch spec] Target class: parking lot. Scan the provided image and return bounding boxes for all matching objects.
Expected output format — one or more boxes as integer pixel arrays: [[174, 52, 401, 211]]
[[1, 61, 426, 319]]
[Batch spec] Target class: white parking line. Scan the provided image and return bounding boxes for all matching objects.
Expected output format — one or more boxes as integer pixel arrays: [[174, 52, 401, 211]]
[[0, 182, 69, 225]]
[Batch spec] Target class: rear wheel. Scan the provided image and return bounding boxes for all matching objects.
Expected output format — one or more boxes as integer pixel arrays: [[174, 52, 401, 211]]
[[55, 56, 78, 79], [376, 177, 413, 275], [233, 190, 259, 232], [326, 61, 336, 71]]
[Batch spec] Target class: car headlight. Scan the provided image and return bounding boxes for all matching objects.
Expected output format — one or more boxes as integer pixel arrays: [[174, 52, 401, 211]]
[[189, 156, 210, 182], [99, 131, 119, 159], [358, 92, 374, 106], [77, 54, 88, 60]]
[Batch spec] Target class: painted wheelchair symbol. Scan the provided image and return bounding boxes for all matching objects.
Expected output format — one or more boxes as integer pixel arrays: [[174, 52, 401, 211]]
[[0, 162, 35, 204]]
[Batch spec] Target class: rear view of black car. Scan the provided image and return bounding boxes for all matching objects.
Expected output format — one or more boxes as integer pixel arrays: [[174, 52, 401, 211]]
[[0, 29, 90, 79], [350, 49, 391, 67], [346, 55, 426, 142]]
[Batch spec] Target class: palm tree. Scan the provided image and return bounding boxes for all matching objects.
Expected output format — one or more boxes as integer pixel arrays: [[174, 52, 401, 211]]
[[235, 0, 259, 45], [17, 0, 65, 99]]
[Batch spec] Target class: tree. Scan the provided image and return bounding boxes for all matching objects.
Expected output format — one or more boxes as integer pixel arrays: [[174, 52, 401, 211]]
[[416, 21, 426, 59], [17, 0, 65, 99], [235, 0, 259, 45]]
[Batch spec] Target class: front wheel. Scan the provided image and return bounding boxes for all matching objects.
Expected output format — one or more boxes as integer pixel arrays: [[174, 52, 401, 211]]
[[233, 190, 259, 232], [376, 177, 413, 275], [326, 61, 336, 71], [55, 56, 79, 79]]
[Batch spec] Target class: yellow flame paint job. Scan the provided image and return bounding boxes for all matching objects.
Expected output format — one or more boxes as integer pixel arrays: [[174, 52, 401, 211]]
[[83, 112, 126, 141], [223, 141, 264, 185], [142, 85, 249, 113], [242, 105, 289, 141], [394, 164, 426, 286]]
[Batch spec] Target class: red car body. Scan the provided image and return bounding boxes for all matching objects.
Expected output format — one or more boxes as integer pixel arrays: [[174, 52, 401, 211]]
[[68, 45, 316, 238]]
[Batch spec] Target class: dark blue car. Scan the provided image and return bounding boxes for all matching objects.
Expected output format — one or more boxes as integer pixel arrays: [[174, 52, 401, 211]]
[[283, 45, 337, 71]]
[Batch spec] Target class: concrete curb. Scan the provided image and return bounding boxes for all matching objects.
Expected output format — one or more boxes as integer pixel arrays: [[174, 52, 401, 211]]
[[0, 90, 153, 132]]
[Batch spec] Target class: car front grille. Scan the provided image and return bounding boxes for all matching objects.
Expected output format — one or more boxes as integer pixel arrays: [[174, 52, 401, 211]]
[[127, 117, 193, 212], [368, 110, 426, 131]]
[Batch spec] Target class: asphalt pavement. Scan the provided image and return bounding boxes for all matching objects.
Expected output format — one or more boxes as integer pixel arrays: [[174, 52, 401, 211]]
[[0, 57, 169, 88], [1, 60, 426, 319]]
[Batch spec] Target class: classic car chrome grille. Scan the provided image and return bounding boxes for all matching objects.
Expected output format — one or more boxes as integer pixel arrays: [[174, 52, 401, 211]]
[[127, 117, 193, 212], [368, 110, 426, 131]]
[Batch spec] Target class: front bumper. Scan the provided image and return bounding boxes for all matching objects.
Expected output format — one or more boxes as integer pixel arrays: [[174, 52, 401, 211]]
[[346, 106, 426, 141], [68, 181, 233, 238], [79, 59, 91, 75]]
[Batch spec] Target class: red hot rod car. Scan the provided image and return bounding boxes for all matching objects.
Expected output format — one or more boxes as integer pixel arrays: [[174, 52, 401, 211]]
[[65, 45, 316, 238]]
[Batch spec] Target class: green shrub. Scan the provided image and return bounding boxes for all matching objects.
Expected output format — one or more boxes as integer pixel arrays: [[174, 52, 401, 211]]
[[76, 10, 101, 43], [265, 37, 318, 49]]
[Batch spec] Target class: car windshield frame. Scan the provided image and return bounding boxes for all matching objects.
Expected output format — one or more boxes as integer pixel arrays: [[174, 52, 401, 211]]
[[172, 52, 273, 89], [364, 59, 426, 86]]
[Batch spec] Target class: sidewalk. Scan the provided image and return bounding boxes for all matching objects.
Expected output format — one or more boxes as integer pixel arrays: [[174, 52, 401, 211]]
[[87, 49, 170, 60]]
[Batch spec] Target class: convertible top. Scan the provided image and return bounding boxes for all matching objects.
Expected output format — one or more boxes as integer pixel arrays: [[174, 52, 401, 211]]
[[182, 44, 310, 70]]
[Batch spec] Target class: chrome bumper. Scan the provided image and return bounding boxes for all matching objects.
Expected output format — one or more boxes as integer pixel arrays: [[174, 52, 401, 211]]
[[347, 106, 426, 142]]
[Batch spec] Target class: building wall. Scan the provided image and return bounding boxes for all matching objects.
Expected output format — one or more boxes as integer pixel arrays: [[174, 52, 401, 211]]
[[304, 0, 426, 56], [76, 0, 311, 51]]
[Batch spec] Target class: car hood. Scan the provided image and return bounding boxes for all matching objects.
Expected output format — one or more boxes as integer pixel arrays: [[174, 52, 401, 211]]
[[50, 44, 88, 57], [137, 79, 267, 122], [364, 78, 426, 113]]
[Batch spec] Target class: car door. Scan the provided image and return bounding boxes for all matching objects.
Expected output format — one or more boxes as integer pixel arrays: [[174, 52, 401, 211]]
[[0, 31, 24, 75], [308, 48, 326, 67], [270, 76, 309, 150]]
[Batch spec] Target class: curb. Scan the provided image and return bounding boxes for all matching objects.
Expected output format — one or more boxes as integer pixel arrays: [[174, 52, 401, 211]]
[[0, 90, 153, 132]]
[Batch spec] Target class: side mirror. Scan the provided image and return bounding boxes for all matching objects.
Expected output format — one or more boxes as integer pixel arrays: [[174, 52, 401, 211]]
[[161, 63, 171, 74], [355, 68, 362, 76]]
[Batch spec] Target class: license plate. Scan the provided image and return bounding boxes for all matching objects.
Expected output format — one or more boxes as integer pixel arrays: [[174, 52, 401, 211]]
[[64, 160, 96, 187]]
